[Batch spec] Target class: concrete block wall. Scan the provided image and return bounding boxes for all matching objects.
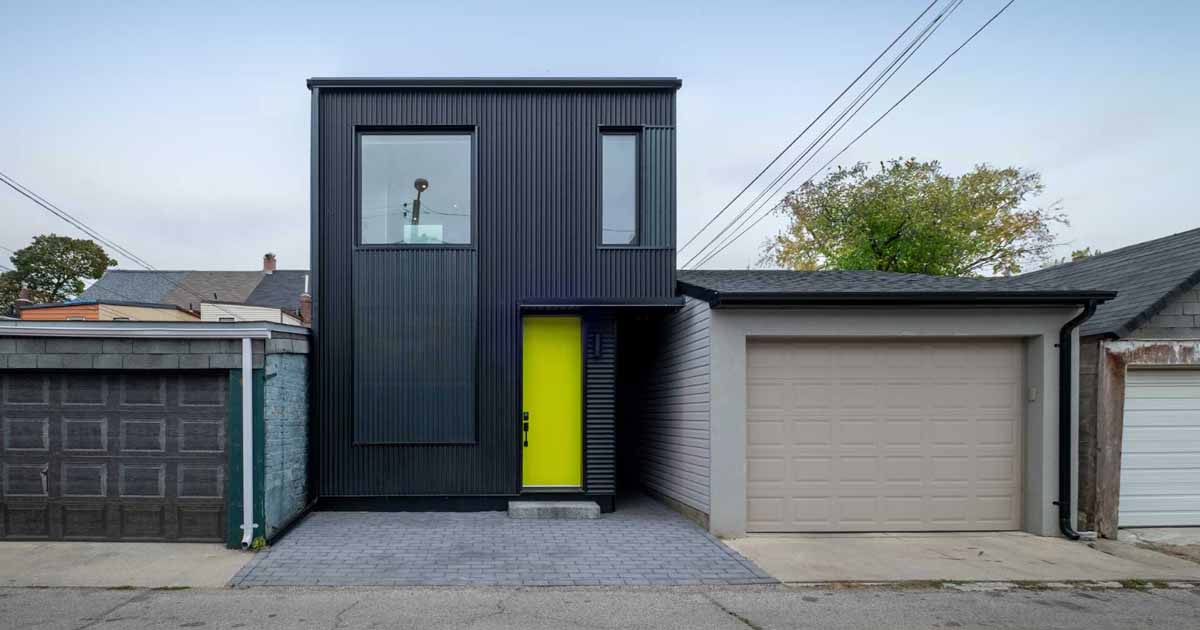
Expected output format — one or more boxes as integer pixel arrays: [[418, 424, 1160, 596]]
[[263, 351, 308, 538], [0, 337, 266, 370], [1130, 285, 1200, 338]]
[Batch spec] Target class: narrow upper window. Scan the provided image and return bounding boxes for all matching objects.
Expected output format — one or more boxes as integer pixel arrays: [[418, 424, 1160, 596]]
[[601, 133, 638, 245], [360, 133, 472, 245]]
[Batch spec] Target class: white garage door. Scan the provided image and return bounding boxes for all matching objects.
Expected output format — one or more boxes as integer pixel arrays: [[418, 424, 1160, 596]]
[[1119, 369, 1200, 527], [746, 339, 1024, 532]]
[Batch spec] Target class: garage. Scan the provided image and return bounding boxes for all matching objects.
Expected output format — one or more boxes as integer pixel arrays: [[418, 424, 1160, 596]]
[[1, 371, 228, 541], [1118, 368, 1200, 527], [629, 269, 1114, 538], [745, 338, 1024, 532], [0, 320, 312, 546]]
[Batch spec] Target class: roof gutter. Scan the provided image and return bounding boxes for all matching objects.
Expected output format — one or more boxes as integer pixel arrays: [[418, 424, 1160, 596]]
[[1058, 300, 1100, 540]]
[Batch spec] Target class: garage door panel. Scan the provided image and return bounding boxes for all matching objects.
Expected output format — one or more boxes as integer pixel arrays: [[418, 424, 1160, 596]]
[[746, 339, 1023, 532], [0, 371, 227, 542], [1120, 369, 1200, 527], [1121, 426, 1200, 451]]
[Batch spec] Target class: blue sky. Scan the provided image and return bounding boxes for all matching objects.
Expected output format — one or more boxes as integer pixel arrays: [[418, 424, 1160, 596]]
[[1, 1, 1197, 271]]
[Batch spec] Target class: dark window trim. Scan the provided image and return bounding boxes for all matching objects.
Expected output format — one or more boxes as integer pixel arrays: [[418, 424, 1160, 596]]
[[597, 127, 641, 249], [354, 125, 478, 250]]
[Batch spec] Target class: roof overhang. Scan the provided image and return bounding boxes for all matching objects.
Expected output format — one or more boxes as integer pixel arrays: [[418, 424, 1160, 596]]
[[518, 296, 685, 312], [679, 282, 1117, 309], [307, 77, 683, 90], [0, 321, 309, 339]]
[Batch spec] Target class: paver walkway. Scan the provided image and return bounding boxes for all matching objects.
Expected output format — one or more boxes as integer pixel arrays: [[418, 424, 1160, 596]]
[[230, 494, 772, 586]]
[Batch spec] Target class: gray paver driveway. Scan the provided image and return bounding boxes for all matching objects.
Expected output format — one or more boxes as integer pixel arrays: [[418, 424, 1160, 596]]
[[230, 495, 773, 587]]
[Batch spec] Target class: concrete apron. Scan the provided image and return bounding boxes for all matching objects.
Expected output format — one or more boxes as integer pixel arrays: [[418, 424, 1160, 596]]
[[0, 542, 252, 588], [727, 532, 1200, 584]]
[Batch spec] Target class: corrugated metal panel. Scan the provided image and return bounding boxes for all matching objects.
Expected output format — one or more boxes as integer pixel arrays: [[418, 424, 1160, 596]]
[[627, 296, 712, 513], [584, 315, 617, 494], [640, 126, 675, 248], [353, 250, 476, 444], [315, 87, 676, 497]]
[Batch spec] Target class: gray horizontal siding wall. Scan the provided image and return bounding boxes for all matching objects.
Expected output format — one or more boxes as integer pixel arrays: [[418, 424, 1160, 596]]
[[638, 296, 712, 514]]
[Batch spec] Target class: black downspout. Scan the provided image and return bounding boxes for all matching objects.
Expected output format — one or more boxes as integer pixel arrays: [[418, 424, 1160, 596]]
[[1058, 300, 1098, 539]]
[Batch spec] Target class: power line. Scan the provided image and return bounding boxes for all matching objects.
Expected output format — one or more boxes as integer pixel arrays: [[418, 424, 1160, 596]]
[[689, 0, 964, 268], [683, 0, 963, 269], [0, 170, 244, 320], [677, 0, 941, 255], [692, 0, 1019, 268]]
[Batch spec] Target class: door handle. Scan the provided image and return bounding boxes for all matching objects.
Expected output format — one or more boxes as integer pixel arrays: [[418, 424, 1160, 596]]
[[522, 411, 530, 447]]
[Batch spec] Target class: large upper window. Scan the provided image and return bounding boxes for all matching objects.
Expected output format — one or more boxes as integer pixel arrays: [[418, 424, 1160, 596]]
[[360, 133, 472, 245], [601, 133, 638, 245]]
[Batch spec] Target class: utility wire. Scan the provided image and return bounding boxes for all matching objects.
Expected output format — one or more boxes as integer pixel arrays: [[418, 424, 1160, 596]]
[[677, 0, 940, 255], [0, 170, 244, 320], [683, 0, 962, 269], [689, 0, 963, 268], [693, 0, 1019, 268]]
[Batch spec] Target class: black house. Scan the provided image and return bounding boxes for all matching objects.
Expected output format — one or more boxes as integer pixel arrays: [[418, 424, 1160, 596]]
[[308, 77, 682, 510]]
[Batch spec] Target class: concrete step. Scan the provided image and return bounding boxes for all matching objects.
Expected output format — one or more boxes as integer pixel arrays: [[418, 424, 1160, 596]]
[[508, 500, 600, 520]]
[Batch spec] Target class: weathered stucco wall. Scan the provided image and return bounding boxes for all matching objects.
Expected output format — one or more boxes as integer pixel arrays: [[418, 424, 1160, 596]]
[[704, 306, 1081, 538]]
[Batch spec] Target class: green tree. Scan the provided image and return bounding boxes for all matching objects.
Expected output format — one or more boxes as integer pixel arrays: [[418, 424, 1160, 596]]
[[1044, 246, 1102, 268], [0, 234, 117, 315], [764, 158, 1065, 276]]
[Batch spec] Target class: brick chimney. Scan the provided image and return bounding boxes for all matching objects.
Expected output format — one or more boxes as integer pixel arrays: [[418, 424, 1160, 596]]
[[15, 285, 34, 309], [263, 252, 277, 273], [299, 274, 312, 327]]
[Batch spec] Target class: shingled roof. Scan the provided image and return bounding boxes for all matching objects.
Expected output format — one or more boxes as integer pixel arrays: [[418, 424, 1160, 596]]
[[1017, 227, 1200, 337], [81, 269, 308, 315], [677, 269, 1114, 308]]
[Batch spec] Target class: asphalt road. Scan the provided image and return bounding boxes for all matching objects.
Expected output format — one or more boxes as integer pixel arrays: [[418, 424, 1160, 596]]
[[2, 584, 1198, 630]]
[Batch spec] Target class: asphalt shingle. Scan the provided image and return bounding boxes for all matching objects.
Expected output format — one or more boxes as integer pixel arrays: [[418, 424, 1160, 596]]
[[1017, 227, 1200, 337]]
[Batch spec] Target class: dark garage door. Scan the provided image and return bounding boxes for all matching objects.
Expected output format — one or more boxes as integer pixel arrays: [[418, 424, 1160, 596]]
[[1, 371, 228, 541]]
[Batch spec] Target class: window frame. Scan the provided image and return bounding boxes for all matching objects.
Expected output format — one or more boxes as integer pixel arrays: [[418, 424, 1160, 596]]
[[354, 126, 478, 250], [597, 128, 641, 248]]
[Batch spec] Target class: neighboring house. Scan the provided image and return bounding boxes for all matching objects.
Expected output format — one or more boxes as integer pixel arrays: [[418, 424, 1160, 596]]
[[625, 270, 1114, 538], [81, 254, 311, 325], [18, 300, 199, 321], [1019, 227, 1200, 537], [200, 302, 304, 326], [307, 77, 682, 511]]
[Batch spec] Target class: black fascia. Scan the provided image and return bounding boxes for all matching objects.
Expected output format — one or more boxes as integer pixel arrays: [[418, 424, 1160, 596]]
[[307, 77, 682, 90], [678, 282, 1118, 308]]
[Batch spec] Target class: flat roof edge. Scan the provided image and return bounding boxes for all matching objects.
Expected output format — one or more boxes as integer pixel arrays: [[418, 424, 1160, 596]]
[[307, 77, 683, 90], [676, 283, 1117, 308], [0, 321, 310, 338]]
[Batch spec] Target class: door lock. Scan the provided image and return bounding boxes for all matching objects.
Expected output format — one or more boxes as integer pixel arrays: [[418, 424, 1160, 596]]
[[522, 411, 530, 447]]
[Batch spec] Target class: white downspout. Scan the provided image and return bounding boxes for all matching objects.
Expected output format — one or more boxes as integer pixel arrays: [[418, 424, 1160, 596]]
[[240, 336, 257, 549]]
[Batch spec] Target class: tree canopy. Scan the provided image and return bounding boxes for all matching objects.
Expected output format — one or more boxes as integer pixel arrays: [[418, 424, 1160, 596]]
[[0, 234, 117, 315], [764, 158, 1065, 276]]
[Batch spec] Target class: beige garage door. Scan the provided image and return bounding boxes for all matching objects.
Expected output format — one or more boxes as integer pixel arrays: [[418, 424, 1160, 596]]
[[746, 339, 1024, 532]]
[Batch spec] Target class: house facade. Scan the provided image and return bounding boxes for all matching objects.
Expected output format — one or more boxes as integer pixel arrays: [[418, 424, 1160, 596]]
[[308, 78, 682, 509]]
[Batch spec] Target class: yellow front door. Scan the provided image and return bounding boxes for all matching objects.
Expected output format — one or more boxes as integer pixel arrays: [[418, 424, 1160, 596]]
[[521, 316, 583, 489]]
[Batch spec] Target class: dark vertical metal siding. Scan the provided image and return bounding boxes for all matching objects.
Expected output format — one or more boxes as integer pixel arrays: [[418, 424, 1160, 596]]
[[316, 87, 676, 497], [640, 126, 676, 248], [353, 250, 477, 444], [584, 316, 617, 494]]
